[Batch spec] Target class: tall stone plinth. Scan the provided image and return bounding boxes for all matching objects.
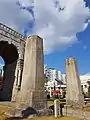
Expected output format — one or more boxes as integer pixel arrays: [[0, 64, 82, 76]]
[[1, 61, 17, 101], [65, 58, 84, 106], [16, 35, 47, 110]]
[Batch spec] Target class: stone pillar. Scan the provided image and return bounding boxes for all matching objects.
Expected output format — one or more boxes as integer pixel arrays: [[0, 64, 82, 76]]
[[12, 42, 25, 102], [65, 58, 84, 106], [11, 58, 24, 102], [66, 59, 73, 104], [11, 62, 18, 102], [16, 35, 47, 110], [1, 61, 17, 101]]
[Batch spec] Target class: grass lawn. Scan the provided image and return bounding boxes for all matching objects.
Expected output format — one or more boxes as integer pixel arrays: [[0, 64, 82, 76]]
[[47, 100, 66, 107], [47, 99, 90, 112], [0, 103, 79, 120], [48, 100, 54, 106], [31, 116, 78, 120], [0, 103, 15, 120]]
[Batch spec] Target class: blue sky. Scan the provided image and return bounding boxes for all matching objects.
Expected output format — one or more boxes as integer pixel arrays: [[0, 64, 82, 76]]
[[0, 0, 90, 75], [45, 24, 90, 74], [44, 0, 90, 75]]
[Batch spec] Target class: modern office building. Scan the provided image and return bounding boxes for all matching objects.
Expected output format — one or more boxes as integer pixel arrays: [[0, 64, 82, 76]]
[[44, 64, 62, 80]]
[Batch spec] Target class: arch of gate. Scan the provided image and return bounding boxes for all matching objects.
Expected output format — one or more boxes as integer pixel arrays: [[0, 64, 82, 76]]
[[0, 23, 26, 101]]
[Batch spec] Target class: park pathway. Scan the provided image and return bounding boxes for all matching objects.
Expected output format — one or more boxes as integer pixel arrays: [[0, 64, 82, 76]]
[[63, 108, 90, 120]]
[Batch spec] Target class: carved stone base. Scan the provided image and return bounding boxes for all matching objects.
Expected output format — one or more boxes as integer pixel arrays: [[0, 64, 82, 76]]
[[5, 107, 53, 119], [15, 90, 47, 110]]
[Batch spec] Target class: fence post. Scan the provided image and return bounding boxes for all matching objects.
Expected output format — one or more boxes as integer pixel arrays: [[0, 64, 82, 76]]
[[54, 99, 59, 117]]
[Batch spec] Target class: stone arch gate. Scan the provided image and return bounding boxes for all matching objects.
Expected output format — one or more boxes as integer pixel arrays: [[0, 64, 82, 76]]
[[0, 23, 25, 101]]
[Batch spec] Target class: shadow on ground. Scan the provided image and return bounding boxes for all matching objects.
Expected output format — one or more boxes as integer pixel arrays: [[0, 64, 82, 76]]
[[5, 107, 37, 120], [5, 118, 23, 120]]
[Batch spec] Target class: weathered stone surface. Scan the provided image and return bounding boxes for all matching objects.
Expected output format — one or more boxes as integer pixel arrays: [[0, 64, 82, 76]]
[[15, 35, 47, 110], [37, 109, 53, 116], [0, 23, 49, 116], [5, 107, 53, 119], [65, 58, 84, 106], [0, 23, 25, 101], [5, 107, 37, 119]]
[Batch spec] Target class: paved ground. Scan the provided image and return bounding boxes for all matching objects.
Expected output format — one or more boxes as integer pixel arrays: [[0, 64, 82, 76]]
[[63, 108, 90, 120]]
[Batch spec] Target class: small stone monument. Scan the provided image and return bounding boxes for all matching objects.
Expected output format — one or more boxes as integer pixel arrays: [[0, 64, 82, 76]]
[[65, 58, 84, 107]]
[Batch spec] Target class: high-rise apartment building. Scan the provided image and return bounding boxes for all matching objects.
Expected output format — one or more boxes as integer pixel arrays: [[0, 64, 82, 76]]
[[48, 68, 61, 80], [62, 74, 66, 84], [44, 64, 62, 86], [44, 64, 50, 80]]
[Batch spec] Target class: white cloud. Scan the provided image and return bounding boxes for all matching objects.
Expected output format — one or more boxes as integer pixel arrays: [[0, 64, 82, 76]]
[[0, 0, 31, 33], [0, 0, 90, 54]]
